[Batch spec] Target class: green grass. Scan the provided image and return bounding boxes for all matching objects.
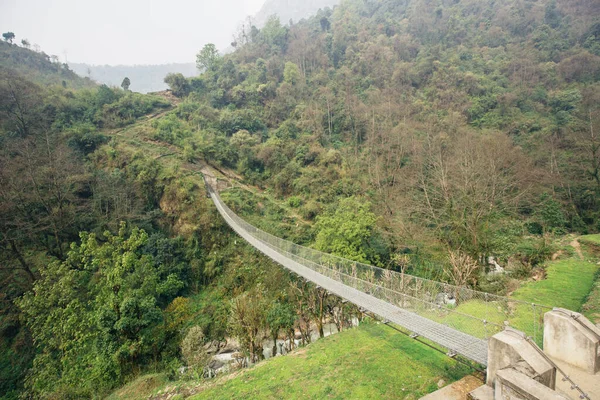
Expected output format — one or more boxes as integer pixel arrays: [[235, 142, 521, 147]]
[[105, 374, 170, 400], [581, 271, 600, 323], [580, 234, 600, 247], [511, 258, 599, 312], [420, 299, 543, 343], [419, 249, 600, 342], [188, 323, 471, 400]]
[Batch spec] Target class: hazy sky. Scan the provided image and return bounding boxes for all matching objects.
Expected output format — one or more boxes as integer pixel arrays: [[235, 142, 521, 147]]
[[0, 0, 265, 65]]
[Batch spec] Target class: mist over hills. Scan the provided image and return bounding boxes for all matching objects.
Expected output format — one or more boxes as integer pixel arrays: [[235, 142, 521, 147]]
[[252, 0, 339, 27], [70, 62, 197, 93], [0, 41, 94, 89], [70, 0, 339, 92]]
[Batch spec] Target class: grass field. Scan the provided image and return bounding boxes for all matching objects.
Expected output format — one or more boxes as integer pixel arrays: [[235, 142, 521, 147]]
[[189, 322, 471, 400], [107, 323, 473, 400], [511, 258, 599, 311], [580, 234, 600, 247]]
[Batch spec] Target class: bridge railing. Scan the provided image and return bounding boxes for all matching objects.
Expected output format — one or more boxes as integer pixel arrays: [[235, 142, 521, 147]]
[[209, 183, 551, 345]]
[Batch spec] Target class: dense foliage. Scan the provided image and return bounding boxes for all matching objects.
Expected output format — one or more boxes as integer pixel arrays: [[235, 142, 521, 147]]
[[18, 225, 188, 396], [166, 0, 600, 267]]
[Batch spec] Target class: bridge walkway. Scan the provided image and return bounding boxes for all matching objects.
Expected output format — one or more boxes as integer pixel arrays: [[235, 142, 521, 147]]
[[206, 181, 489, 365]]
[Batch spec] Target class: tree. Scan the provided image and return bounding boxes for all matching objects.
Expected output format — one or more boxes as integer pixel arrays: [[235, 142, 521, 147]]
[[181, 326, 210, 376], [444, 250, 479, 290], [0, 67, 44, 137], [17, 224, 187, 397], [20, 39, 30, 48], [121, 77, 131, 91], [283, 61, 301, 85], [228, 291, 267, 363], [196, 43, 221, 72], [266, 302, 295, 356], [0, 104, 88, 266], [416, 131, 535, 259], [259, 16, 288, 55], [164, 73, 190, 97], [314, 197, 381, 264], [306, 286, 328, 339], [2, 32, 15, 43]]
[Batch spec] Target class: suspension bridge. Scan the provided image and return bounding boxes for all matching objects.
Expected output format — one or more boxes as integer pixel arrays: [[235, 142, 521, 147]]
[[202, 174, 554, 368]]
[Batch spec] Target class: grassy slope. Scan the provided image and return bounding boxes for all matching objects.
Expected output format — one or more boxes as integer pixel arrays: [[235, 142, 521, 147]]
[[107, 323, 472, 400], [579, 234, 600, 247], [190, 323, 471, 400], [579, 235, 600, 322], [511, 237, 600, 323], [188, 323, 470, 400], [511, 258, 598, 310]]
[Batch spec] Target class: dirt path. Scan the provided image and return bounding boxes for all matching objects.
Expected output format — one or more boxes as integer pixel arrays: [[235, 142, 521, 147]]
[[570, 239, 584, 260]]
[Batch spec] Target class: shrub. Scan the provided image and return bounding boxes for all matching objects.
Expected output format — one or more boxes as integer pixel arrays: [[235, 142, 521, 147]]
[[288, 196, 302, 208], [181, 326, 210, 374], [515, 237, 555, 266]]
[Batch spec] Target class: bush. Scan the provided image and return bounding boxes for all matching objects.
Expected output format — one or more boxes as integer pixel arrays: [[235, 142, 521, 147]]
[[65, 122, 108, 154], [515, 237, 555, 266], [301, 201, 321, 220], [219, 109, 265, 136], [288, 196, 302, 208], [152, 114, 191, 144], [181, 326, 210, 376], [164, 73, 190, 97], [537, 193, 567, 234]]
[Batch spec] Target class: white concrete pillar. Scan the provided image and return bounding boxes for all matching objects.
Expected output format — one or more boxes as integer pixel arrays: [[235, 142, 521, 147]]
[[543, 308, 600, 374]]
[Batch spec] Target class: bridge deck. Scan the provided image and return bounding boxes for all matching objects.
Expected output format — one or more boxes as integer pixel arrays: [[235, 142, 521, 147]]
[[208, 188, 488, 366]]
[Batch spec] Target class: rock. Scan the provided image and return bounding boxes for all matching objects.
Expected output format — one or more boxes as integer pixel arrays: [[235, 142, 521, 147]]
[[208, 359, 224, 370], [488, 256, 505, 273], [204, 340, 220, 354], [218, 340, 237, 354], [437, 379, 446, 388]]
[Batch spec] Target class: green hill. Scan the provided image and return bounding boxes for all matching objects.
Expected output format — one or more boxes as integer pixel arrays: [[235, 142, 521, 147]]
[[0, 41, 95, 88]]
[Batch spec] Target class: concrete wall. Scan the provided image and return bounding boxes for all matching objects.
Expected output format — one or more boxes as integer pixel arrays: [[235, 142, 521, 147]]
[[486, 329, 555, 389], [494, 368, 569, 400], [544, 308, 600, 374]]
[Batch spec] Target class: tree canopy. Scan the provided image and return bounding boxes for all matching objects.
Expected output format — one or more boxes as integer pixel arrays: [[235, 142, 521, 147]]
[[196, 43, 221, 72]]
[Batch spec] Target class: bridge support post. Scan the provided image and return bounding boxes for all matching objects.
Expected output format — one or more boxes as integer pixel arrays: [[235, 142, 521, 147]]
[[486, 329, 556, 389], [543, 308, 600, 374]]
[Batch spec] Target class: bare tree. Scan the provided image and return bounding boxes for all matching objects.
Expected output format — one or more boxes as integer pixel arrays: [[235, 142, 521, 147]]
[[0, 131, 87, 262], [444, 250, 479, 289], [0, 67, 45, 137]]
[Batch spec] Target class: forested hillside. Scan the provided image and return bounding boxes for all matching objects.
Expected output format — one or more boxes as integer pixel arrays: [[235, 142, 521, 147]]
[[171, 0, 600, 263], [0, 40, 95, 89], [1, 0, 600, 398]]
